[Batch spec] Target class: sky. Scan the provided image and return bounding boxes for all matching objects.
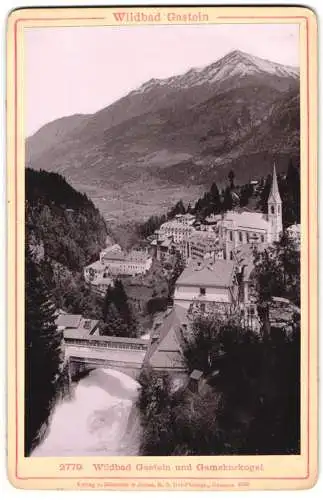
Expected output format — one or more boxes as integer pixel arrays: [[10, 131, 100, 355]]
[[25, 24, 299, 136]]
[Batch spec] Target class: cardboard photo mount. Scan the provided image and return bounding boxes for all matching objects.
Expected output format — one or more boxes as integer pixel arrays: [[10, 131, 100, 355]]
[[7, 5, 318, 491]]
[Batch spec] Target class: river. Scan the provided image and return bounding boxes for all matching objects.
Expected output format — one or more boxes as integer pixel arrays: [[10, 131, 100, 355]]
[[32, 368, 141, 456]]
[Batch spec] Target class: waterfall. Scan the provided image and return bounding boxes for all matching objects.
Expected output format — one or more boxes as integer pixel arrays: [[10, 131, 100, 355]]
[[32, 368, 141, 456]]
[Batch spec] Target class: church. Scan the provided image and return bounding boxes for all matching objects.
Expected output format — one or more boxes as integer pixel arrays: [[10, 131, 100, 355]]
[[219, 163, 283, 260]]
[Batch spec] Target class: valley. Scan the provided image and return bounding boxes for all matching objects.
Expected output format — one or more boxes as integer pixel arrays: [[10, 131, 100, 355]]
[[26, 50, 299, 225]]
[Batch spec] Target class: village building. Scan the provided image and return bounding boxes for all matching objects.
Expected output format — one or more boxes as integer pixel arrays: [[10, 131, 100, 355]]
[[174, 259, 238, 311], [287, 223, 301, 249], [231, 243, 268, 331], [218, 163, 283, 259], [150, 164, 282, 264], [188, 229, 223, 262], [159, 220, 194, 244], [188, 369, 204, 393], [100, 247, 152, 276], [85, 245, 152, 282], [55, 312, 100, 337], [204, 214, 222, 226], [174, 213, 196, 225], [143, 305, 188, 382], [90, 274, 114, 296], [150, 231, 175, 261]]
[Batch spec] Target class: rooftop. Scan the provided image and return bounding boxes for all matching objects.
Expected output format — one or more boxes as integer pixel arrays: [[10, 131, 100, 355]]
[[190, 369, 203, 380], [221, 211, 269, 231], [176, 259, 236, 288], [144, 306, 188, 370], [84, 260, 105, 271], [56, 314, 82, 329], [232, 242, 269, 281], [101, 249, 150, 263], [91, 275, 114, 286], [64, 331, 149, 345], [205, 214, 222, 223], [161, 221, 193, 230], [56, 314, 100, 335], [287, 224, 301, 233], [190, 230, 219, 242], [175, 213, 195, 220]]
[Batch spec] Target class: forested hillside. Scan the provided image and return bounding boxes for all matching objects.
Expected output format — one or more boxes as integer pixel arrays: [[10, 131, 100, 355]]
[[26, 168, 108, 316]]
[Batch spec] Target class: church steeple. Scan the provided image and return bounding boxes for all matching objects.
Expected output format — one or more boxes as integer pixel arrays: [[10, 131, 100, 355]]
[[267, 162, 283, 243], [268, 162, 282, 205]]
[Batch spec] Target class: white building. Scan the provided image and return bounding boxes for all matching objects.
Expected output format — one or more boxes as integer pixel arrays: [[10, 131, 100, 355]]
[[159, 220, 194, 244], [218, 163, 283, 259], [99, 244, 122, 263], [84, 245, 152, 288], [100, 247, 152, 276], [174, 213, 196, 226], [174, 259, 238, 310]]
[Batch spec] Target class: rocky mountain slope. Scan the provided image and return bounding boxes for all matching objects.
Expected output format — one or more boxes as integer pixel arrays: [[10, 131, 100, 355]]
[[27, 50, 299, 223]]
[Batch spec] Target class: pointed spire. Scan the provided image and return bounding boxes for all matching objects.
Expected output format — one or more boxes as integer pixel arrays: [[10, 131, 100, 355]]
[[268, 162, 282, 203]]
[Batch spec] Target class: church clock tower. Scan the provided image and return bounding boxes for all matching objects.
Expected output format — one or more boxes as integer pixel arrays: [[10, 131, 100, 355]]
[[267, 163, 283, 243]]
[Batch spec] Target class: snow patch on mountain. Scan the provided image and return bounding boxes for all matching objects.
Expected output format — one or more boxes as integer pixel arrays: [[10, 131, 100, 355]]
[[132, 49, 299, 95]]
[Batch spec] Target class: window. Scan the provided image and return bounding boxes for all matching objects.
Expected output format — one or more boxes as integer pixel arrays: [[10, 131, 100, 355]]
[[200, 303, 206, 313], [278, 205, 281, 214], [200, 287, 206, 296], [248, 306, 255, 316], [229, 231, 233, 241], [239, 231, 243, 242], [271, 205, 275, 214], [261, 234, 265, 243], [246, 233, 250, 243]]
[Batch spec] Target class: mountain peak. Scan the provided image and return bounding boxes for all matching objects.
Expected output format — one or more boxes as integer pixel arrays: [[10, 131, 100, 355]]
[[203, 49, 299, 82], [133, 50, 298, 95]]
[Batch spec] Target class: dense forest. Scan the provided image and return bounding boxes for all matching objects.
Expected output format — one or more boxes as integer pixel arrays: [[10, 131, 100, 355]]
[[26, 168, 108, 316]]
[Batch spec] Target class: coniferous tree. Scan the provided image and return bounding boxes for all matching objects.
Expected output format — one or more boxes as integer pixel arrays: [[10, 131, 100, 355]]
[[102, 303, 129, 337], [113, 279, 137, 331], [228, 169, 235, 189], [25, 245, 63, 456], [168, 251, 185, 298], [282, 159, 300, 226], [222, 186, 233, 211], [101, 279, 137, 337], [240, 183, 254, 207], [210, 182, 222, 214]]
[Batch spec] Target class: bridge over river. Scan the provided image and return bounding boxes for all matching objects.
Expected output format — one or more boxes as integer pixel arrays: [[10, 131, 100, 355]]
[[64, 332, 149, 380]]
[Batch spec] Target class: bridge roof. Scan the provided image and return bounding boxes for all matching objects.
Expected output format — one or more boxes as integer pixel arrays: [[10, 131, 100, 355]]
[[64, 331, 149, 346]]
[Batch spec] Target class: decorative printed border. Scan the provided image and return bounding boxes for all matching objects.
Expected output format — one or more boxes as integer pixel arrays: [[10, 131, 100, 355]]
[[8, 7, 316, 488]]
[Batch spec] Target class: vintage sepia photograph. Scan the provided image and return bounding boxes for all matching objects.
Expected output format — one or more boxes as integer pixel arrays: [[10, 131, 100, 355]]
[[24, 21, 302, 459]]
